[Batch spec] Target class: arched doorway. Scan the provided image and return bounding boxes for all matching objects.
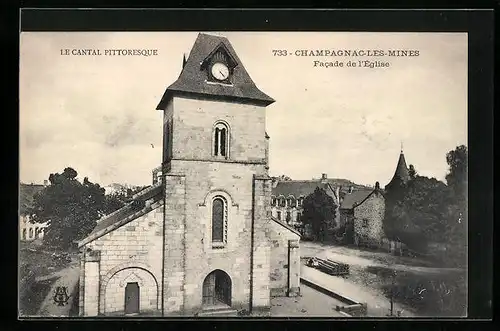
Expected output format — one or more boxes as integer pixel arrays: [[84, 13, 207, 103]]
[[202, 269, 232, 307]]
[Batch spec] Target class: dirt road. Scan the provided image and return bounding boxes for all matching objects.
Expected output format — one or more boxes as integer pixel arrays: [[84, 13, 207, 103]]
[[300, 242, 464, 317], [301, 242, 462, 274], [37, 261, 80, 317]]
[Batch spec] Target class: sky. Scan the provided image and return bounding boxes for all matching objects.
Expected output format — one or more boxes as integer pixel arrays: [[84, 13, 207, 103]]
[[19, 32, 467, 187]]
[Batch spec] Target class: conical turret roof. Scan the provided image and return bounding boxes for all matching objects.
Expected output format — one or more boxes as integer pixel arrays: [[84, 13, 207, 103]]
[[385, 151, 410, 190]]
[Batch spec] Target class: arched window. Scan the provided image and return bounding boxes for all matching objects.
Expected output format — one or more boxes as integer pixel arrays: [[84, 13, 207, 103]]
[[29, 228, 33, 239], [212, 196, 227, 246], [22, 228, 26, 240], [287, 196, 296, 208], [213, 122, 229, 158], [271, 196, 277, 206]]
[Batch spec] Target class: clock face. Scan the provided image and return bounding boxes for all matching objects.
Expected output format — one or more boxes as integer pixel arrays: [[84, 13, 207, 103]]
[[211, 62, 230, 81]]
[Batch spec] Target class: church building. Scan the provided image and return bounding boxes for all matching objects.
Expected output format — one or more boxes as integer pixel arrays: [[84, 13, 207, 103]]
[[77, 33, 300, 317]]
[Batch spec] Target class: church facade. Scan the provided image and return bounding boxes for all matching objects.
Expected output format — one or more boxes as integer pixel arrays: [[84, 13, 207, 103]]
[[78, 33, 300, 317]]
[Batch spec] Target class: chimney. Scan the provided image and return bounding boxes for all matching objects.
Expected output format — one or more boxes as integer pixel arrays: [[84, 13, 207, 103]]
[[348, 186, 353, 194], [43, 180, 48, 186], [375, 181, 380, 190], [321, 173, 328, 183]]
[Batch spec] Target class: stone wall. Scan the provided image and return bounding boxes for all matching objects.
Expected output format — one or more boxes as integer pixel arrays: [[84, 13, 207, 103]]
[[163, 161, 270, 315], [171, 96, 267, 164], [251, 176, 272, 313], [159, 94, 270, 315], [83, 200, 164, 316], [353, 191, 385, 247], [104, 268, 158, 314], [268, 220, 300, 297], [162, 174, 186, 315]]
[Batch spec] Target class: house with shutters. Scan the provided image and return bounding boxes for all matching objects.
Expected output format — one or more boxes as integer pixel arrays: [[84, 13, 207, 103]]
[[77, 33, 301, 317], [270, 173, 372, 236]]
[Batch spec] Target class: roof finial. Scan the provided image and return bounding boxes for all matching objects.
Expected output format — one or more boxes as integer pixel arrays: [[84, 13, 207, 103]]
[[182, 53, 187, 69], [400, 140, 404, 153]]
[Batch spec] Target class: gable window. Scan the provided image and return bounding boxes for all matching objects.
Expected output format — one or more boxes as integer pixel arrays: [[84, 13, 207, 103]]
[[271, 197, 277, 206], [298, 197, 304, 207], [287, 197, 296, 208], [278, 197, 286, 207], [212, 196, 228, 247], [213, 122, 229, 158]]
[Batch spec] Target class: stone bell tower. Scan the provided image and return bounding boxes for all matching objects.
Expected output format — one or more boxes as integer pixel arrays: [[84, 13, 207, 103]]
[[155, 33, 276, 315]]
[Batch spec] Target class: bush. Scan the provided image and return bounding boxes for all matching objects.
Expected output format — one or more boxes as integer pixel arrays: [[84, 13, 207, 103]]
[[366, 266, 467, 316]]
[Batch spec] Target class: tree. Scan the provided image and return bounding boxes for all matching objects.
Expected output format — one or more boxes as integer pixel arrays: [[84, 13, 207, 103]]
[[301, 187, 336, 242], [272, 175, 292, 181], [29, 167, 117, 249], [383, 145, 468, 263], [384, 174, 451, 251], [408, 164, 417, 179], [443, 145, 468, 266], [103, 185, 147, 215], [445, 145, 467, 200]]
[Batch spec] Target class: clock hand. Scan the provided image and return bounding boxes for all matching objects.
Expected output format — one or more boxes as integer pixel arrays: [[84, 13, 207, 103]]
[[219, 70, 225, 77]]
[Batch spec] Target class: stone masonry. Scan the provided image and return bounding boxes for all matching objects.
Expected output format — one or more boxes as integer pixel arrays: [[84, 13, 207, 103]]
[[78, 33, 300, 317], [353, 191, 385, 246], [269, 220, 300, 297], [80, 200, 164, 316]]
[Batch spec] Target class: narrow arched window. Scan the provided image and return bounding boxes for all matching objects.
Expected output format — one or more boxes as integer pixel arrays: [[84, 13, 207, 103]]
[[212, 196, 227, 246], [29, 228, 33, 239], [163, 120, 173, 162], [213, 122, 229, 158]]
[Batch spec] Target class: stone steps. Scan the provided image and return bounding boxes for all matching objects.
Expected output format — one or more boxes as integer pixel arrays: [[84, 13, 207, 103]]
[[197, 308, 239, 317]]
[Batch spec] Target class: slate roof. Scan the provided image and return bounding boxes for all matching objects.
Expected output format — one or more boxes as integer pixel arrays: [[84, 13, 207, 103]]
[[79, 183, 163, 247], [156, 33, 275, 110], [270, 217, 301, 237], [339, 189, 375, 210], [19, 183, 45, 215], [272, 179, 368, 199]]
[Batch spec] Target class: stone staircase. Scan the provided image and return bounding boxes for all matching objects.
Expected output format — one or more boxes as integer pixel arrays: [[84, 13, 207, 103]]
[[197, 306, 239, 317]]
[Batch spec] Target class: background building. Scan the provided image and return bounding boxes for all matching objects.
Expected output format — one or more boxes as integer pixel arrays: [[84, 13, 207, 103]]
[[19, 182, 49, 242]]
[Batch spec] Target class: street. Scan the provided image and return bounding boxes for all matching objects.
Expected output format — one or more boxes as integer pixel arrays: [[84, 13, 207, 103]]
[[300, 241, 465, 317]]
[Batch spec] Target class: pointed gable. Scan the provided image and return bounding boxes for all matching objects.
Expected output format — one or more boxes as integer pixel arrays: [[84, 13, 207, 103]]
[[157, 33, 275, 110]]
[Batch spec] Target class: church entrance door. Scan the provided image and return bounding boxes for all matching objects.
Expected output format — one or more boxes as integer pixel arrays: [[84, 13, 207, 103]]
[[124, 282, 140, 315], [202, 270, 232, 307]]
